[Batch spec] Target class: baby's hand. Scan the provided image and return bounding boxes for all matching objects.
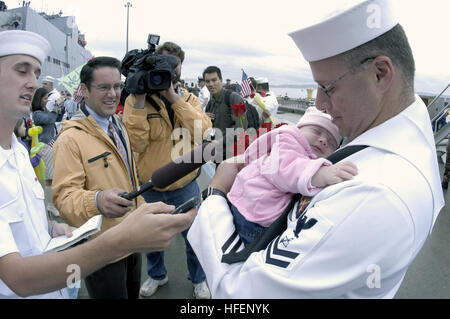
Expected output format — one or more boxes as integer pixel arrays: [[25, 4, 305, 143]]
[[311, 161, 358, 188]]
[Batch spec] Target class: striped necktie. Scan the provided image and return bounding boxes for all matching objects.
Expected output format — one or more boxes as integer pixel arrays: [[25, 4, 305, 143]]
[[108, 120, 127, 163]]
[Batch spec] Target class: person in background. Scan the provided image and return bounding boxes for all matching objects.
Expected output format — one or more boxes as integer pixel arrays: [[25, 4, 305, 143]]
[[441, 138, 450, 189], [255, 77, 279, 124], [123, 41, 212, 299], [198, 77, 210, 112], [41, 75, 65, 132], [41, 75, 61, 112], [31, 86, 62, 205], [64, 91, 78, 120], [245, 77, 263, 120], [31, 87, 58, 144], [224, 78, 231, 89], [203, 65, 247, 161], [190, 82, 200, 97], [13, 118, 42, 168]]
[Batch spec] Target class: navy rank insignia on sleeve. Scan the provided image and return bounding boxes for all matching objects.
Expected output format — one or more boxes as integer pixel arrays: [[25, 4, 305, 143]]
[[265, 196, 319, 268]]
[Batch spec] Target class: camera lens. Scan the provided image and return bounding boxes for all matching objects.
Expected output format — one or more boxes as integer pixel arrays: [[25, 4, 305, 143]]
[[150, 74, 163, 86]]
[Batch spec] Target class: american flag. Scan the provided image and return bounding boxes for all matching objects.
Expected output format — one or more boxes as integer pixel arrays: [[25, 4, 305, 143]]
[[73, 84, 84, 104], [73, 56, 95, 104], [239, 69, 252, 98]]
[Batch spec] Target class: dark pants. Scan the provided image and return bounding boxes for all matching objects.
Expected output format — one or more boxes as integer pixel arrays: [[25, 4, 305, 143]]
[[442, 139, 450, 183], [142, 180, 206, 284], [443, 140, 450, 183], [84, 253, 141, 299], [230, 203, 267, 247]]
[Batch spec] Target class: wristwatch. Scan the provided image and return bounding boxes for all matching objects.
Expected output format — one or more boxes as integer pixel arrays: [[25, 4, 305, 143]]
[[201, 186, 227, 200], [133, 104, 145, 109]]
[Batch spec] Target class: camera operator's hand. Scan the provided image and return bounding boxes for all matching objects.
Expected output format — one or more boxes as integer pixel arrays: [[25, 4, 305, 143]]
[[160, 81, 181, 105], [206, 112, 215, 121], [134, 94, 147, 109]]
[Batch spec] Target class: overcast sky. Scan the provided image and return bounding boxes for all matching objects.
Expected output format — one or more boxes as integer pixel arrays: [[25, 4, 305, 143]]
[[11, 0, 450, 94]]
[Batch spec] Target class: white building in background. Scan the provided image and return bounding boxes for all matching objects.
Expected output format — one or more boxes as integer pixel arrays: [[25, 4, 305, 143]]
[[0, 2, 92, 90]]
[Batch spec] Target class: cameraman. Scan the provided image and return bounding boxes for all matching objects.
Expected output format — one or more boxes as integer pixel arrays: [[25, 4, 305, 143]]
[[122, 41, 212, 299]]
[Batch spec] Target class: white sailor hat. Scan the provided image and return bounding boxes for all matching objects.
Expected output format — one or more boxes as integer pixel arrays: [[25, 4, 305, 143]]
[[256, 77, 269, 84], [288, 0, 398, 62], [0, 30, 50, 65], [42, 75, 56, 83]]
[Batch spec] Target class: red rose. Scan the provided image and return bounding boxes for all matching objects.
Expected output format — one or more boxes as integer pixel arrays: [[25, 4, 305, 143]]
[[231, 102, 246, 117], [275, 122, 288, 129], [261, 122, 272, 131], [259, 92, 266, 97]]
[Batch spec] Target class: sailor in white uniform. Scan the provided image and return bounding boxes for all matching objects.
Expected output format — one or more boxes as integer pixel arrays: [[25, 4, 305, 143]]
[[0, 30, 69, 299], [188, 0, 444, 299], [42, 75, 61, 113], [255, 77, 278, 124]]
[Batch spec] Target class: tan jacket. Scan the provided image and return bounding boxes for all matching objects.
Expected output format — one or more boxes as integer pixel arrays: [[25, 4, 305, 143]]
[[123, 89, 212, 191], [52, 104, 143, 241]]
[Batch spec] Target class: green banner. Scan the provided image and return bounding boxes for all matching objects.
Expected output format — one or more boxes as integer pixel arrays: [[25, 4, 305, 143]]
[[59, 63, 85, 95]]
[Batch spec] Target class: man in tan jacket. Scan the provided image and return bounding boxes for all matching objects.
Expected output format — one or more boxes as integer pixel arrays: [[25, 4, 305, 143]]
[[123, 42, 212, 298], [52, 57, 144, 299]]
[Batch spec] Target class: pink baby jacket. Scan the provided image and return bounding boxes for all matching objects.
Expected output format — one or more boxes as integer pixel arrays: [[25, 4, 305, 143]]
[[227, 125, 331, 227]]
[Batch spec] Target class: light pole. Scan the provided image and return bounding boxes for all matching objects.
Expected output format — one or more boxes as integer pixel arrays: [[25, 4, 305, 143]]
[[124, 2, 132, 54]]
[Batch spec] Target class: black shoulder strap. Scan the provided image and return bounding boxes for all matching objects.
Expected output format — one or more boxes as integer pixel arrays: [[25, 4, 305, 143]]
[[146, 95, 161, 112], [224, 89, 233, 107], [221, 144, 369, 264], [327, 145, 369, 164], [80, 101, 89, 117]]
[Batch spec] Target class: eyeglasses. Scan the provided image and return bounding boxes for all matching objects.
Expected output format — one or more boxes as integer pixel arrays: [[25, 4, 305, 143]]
[[93, 83, 125, 92], [317, 57, 375, 98]]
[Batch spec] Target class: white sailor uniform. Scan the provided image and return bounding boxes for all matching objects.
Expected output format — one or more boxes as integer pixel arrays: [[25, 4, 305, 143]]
[[187, 96, 444, 298], [0, 134, 68, 298]]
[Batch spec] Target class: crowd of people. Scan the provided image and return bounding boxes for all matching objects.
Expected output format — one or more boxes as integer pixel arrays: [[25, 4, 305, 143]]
[[0, 0, 445, 300]]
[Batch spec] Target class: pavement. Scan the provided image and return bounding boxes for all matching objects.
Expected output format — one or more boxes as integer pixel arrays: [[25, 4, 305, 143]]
[[50, 110, 449, 299]]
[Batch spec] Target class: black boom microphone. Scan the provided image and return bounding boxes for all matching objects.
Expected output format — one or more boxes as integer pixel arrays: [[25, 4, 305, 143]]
[[120, 142, 216, 200]]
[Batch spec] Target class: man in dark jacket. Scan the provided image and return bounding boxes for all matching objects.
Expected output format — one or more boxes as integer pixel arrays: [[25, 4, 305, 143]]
[[203, 66, 248, 161]]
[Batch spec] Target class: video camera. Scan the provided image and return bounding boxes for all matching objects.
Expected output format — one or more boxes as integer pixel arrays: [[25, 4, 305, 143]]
[[121, 34, 179, 94]]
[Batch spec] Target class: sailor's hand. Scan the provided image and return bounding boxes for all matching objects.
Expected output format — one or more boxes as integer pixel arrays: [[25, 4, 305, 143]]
[[209, 155, 245, 193], [112, 202, 197, 253]]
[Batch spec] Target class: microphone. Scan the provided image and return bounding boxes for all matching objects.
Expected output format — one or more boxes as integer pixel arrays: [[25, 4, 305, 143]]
[[120, 141, 216, 200]]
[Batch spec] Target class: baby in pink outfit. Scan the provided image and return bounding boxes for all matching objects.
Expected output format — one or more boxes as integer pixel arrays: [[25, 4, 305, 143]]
[[227, 107, 358, 246]]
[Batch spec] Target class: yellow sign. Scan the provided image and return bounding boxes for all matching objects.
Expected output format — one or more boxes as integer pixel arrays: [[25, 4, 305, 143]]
[[59, 63, 86, 95]]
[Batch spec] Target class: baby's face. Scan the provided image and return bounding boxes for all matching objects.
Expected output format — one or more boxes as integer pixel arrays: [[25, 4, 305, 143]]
[[299, 125, 338, 158]]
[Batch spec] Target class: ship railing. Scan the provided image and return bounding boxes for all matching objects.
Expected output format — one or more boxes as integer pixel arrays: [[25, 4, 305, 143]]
[[429, 82, 450, 123], [429, 83, 450, 147]]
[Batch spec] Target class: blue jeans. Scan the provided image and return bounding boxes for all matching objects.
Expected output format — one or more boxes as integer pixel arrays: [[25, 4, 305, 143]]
[[141, 180, 206, 284], [230, 203, 267, 246]]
